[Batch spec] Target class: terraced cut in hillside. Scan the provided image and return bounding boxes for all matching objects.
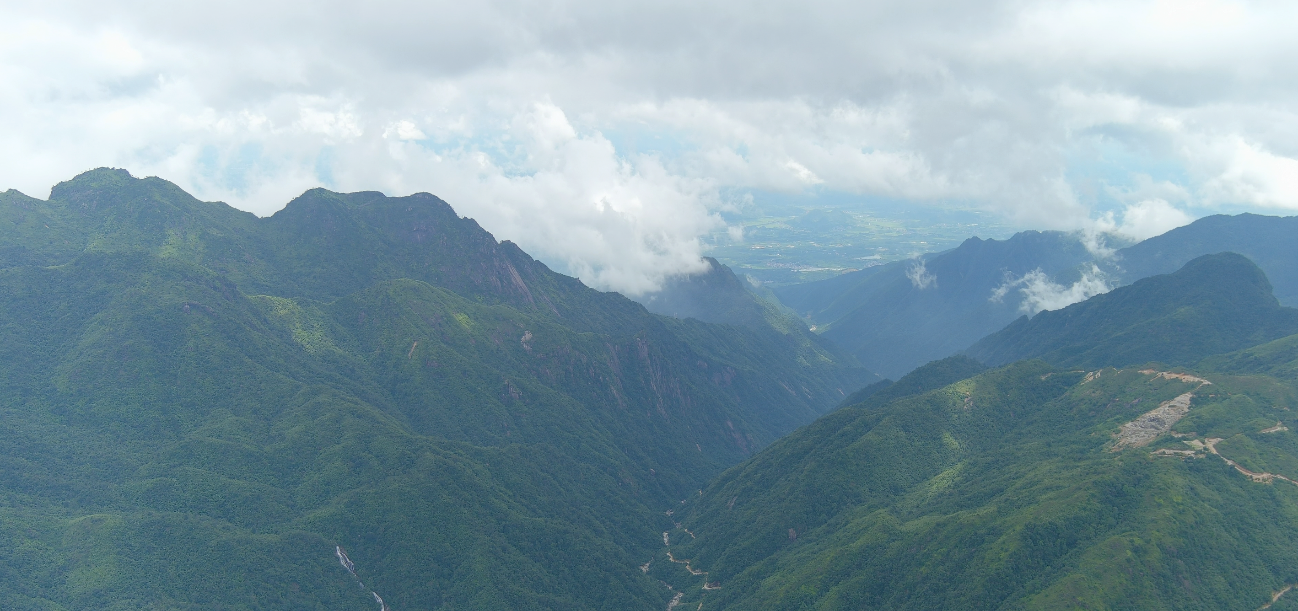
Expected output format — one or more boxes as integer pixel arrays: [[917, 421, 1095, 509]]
[[1110, 370, 1211, 451]]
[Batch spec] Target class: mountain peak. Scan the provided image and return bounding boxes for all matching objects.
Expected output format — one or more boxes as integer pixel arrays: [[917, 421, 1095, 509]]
[[635, 257, 767, 327], [967, 251, 1298, 368], [49, 167, 136, 202], [1177, 251, 1273, 294], [47, 167, 211, 218]]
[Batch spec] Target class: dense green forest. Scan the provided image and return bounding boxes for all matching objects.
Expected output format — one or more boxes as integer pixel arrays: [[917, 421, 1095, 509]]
[[667, 360, 1298, 610], [0, 169, 872, 610]]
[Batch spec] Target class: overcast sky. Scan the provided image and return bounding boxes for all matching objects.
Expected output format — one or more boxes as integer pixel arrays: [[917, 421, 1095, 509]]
[[3, 0, 1296, 293]]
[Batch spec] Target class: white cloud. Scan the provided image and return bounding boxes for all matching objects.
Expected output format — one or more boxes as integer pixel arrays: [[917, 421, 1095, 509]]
[[992, 265, 1112, 315], [327, 102, 720, 294], [384, 120, 427, 141], [1094, 199, 1194, 241], [906, 259, 937, 290], [298, 104, 364, 141], [2, 0, 1298, 292], [1199, 137, 1298, 209]]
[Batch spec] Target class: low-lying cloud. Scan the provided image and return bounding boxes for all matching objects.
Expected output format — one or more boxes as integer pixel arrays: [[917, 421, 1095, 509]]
[[992, 265, 1112, 315], [906, 259, 937, 290]]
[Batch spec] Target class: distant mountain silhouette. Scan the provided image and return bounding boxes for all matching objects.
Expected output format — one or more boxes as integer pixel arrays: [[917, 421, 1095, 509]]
[[1111, 213, 1298, 306], [636, 257, 775, 328], [772, 213, 1298, 379], [773, 230, 1095, 378]]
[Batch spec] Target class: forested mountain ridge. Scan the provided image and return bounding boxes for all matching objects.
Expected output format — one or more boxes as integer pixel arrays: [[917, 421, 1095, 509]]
[[664, 360, 1298, 610], [650, 251, 1298, 610], [968, 253, 1298, 369], [773, 230, 1097, 378], [1110, 213, 1298, 306], [0, 168, 872, 610], [770, 212, 1298, 379]]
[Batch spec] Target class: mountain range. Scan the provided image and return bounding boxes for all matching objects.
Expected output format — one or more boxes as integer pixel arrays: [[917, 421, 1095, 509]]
[[969, 252, 1298, 369], [774, 213, 1298, 379], [663, 253, 1298, 610], [7, 168, 1298, 610], [0, 168, 870, 610]]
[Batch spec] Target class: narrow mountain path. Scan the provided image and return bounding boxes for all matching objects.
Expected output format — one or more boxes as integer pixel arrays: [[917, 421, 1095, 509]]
[[1127, 372, 1298, 610], [1129, 370, 1298, 486], [1201, 438, 1298, 486], [1259, 584, 1297, 610]]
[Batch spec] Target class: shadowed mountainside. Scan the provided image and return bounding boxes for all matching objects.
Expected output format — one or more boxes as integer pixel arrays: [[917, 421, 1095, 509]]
[[767, 213, 1298, 380], [773, 231, 1096, 378]]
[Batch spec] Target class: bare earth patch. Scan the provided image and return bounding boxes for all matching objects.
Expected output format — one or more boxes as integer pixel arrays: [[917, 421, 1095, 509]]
[[1139, 369, 1212, 386], [1113, 393, 1195, 451], [1152, 448, 1201, 458]]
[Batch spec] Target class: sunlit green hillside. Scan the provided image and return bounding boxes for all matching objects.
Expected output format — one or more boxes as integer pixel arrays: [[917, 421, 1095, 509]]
[[666, 360, 1298, 610]]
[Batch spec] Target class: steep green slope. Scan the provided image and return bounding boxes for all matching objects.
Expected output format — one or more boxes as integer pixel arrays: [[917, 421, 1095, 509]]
[[660, 362, 1298, 610], [837, 354, 988, 409], [772, 231, 1097, 378], [968, 253, 1298, 369], [0, 251, 671, 610], [0, 169, 872, 610], [1200, 333, 1298, 379]]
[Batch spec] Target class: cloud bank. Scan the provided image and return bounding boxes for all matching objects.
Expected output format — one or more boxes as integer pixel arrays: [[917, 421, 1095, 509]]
[[3, 0, 1297, 292]]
